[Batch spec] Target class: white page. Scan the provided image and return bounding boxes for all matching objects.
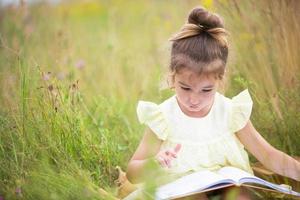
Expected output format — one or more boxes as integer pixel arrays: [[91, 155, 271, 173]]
[[217, 166, 257, 184], [155, 170, 235, 200], [218, 166, 300, 197]]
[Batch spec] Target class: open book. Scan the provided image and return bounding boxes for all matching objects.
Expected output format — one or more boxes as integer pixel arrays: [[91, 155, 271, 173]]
[[155, 166, 300, 200]]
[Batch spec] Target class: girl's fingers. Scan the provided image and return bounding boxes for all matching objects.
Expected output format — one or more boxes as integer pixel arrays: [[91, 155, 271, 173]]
[[165, 157, 171, 168], [162, 155, 172, 168], [174, 143, 182, 153], [156, 145, 182, 168], [157, 154, 172, 168], [165, 144, 182, 159], [166, 144, 181, 159], [157, 156, 167, 168], [166, 150, 177, 158], [165, 150, 170, 156]]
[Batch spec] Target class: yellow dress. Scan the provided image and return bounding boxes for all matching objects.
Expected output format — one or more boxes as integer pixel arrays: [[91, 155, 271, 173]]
[[124, 89, 254, 199], [136, 89, 253, 175]]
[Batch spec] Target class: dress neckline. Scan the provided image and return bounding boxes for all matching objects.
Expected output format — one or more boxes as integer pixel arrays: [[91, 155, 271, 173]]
[[172, 93, 218, 120]]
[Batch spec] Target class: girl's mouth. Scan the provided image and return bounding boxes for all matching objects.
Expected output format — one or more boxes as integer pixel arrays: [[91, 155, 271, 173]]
[[190, 104, 200, 108]]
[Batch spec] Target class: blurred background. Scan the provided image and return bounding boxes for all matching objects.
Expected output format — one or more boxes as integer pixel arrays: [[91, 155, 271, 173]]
[[0, 0, 299, 199]]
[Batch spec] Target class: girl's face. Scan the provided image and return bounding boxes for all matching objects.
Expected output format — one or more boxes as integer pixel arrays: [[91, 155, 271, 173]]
[[173, 68, 219, 117]]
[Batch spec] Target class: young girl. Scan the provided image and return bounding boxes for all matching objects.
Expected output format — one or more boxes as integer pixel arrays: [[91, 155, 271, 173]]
[[126, 6, 300, 200]]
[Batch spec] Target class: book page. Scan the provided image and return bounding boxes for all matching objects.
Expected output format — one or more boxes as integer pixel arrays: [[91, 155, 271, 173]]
[[155, 170, 235, 200], [240, 178, 300, 196], [217, 166, 256, 184], [218, 166, 300, 197]]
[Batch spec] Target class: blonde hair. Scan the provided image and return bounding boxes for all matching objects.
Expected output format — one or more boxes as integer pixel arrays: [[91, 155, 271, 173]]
[[169, 24, 228, 47]]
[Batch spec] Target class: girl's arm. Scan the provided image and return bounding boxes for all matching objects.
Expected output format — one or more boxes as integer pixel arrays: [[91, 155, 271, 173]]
[[126, 127, 162, 183], [237, 120, 300, 181]]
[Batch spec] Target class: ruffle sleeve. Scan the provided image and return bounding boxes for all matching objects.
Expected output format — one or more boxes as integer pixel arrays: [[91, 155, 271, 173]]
[[229, 89, 253, 133], [136, 101, 169, 140]]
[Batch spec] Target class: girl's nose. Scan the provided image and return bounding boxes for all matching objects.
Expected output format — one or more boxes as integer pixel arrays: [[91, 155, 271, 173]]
[[189, 93, 200, 105]]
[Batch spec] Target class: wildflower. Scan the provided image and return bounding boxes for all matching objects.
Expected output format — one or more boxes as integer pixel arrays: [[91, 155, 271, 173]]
[[42, 72, 51, 81], [75, 59, 85, 70], [0, 195, 4, 200], [15, 187, 22, 197]]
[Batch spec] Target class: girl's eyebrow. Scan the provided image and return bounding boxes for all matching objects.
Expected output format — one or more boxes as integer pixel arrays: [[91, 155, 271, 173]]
[[178, 81, 190, 87]]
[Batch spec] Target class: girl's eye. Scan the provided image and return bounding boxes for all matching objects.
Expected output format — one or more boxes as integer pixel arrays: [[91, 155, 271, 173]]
[[181, 87, 190, 91], [202, 89, 212, 92]]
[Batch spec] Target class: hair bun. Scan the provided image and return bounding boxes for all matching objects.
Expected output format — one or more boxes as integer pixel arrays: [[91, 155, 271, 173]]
[[188, 7, 224, 29]]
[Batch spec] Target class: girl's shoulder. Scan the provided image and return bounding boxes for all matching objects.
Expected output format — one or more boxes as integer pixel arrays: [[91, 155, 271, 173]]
[[216, 89, 252, 108], [220, 89, 253, 132], [136, 94, 177, 117], [136, 95, 176, 140], [210, 89, 253, 132], [158, 95, 177, 113]]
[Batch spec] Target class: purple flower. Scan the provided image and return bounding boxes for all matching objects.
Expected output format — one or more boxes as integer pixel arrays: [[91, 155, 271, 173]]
[[15, 187, 21, 194], [43, 72, 51, 81], [75, 59, 85, 70], [0, 195, 4, 200], [15, 187, 22, 197]]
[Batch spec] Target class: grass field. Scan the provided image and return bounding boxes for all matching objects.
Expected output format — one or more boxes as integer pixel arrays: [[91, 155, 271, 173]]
[[0, 0, 299, 199]]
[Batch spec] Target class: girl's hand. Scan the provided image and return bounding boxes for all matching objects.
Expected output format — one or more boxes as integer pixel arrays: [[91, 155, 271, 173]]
[[154, 144, 181, 168]]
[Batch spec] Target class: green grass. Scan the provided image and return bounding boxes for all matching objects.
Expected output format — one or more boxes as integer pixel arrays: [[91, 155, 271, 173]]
[[0, 0, 299, 199]]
